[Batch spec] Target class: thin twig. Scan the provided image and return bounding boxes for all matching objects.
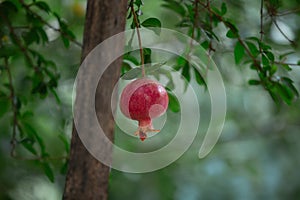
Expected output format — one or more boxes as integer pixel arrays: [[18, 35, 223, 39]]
[[276, 7, 300, 16], [130, 2, 145, 77], [274, 61, 300, 66], [272, 18, 296, 46], [260, 0, 264, 42], [259, 0, 265, 74], [190, 0, 199, 47]]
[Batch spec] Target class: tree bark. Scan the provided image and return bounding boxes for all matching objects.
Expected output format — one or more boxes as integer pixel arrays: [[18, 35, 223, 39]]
[[63, 0, 128, 199]]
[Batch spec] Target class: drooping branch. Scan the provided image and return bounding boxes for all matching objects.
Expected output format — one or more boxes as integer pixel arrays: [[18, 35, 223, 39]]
[[271, 18, 296, 47], [3, 57, 18, 157], [18, 0, 83, 48]]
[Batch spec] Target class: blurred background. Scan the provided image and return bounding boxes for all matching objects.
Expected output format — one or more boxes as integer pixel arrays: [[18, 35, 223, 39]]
[[0, 0, 300, 199]]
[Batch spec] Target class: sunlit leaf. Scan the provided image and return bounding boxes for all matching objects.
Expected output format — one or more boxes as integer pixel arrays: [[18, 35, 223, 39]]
[[270, 65, 277, 76]]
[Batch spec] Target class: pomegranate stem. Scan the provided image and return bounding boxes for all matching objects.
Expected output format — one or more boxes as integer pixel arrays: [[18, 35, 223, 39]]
[[130, 4, 145, 77]]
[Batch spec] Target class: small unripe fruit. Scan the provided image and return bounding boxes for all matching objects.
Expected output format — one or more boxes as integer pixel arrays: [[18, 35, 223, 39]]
[[120, 78, 169, 141]]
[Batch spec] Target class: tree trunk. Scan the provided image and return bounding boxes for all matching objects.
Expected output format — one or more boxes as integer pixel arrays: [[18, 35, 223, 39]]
[[63, 0, 127, 199]]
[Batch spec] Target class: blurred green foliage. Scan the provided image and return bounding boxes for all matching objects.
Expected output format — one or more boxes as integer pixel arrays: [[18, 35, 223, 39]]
[[0, 0, 300, 199]]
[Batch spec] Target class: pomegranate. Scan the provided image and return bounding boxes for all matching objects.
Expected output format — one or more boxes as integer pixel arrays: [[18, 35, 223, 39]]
[[120, 78, 169, 141]]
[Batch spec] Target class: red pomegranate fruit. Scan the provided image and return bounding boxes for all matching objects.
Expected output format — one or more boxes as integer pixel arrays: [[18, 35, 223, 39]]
[[120, 78, 169, 141]]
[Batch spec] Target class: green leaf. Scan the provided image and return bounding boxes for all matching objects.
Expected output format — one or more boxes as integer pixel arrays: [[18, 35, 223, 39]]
[[0, 1, 18, 16], [134, 0, 144, 7], [265, 51, 275, 62], [20, 138, 38, 155], [234, 41, 245, 64], [226, 29, 238, 38], [22, 122, 46, 154], [22, 111, 34, 120], [275, 83, 294, 105], [61, 36, 70, 48], [34, 1, 51, 13], [258, 42, 272, 51], [270, 65, 277, 76], [143, 48, 152, 64], [141, 18, 162, 35], [248, 79, 260, 85], [221, 2, 227, 15], [121, 62, 132, 76], [224, 21, 238, 33], [194, 68, 206, 87], [123, 54, 140, 65], [42, 162, 55, 182], [262, 54, 269, 66], [23, 28, 40, 45], [50, 88, 61, 104], [201, 41, 209, 50], [181, 62, 190, 82], [268, 88, 280, 105], [167, 90, 180, 112], [246, 41, 259, 57], [146, 62, 166, 75], [36, 27, 49, 44], [121, 67, 142, 80], [281, 64, 292, 71], [281, 77, 299, 97]]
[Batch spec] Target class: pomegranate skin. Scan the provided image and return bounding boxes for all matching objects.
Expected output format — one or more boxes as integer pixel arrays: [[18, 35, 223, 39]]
[[120, 78, 169, 140]]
